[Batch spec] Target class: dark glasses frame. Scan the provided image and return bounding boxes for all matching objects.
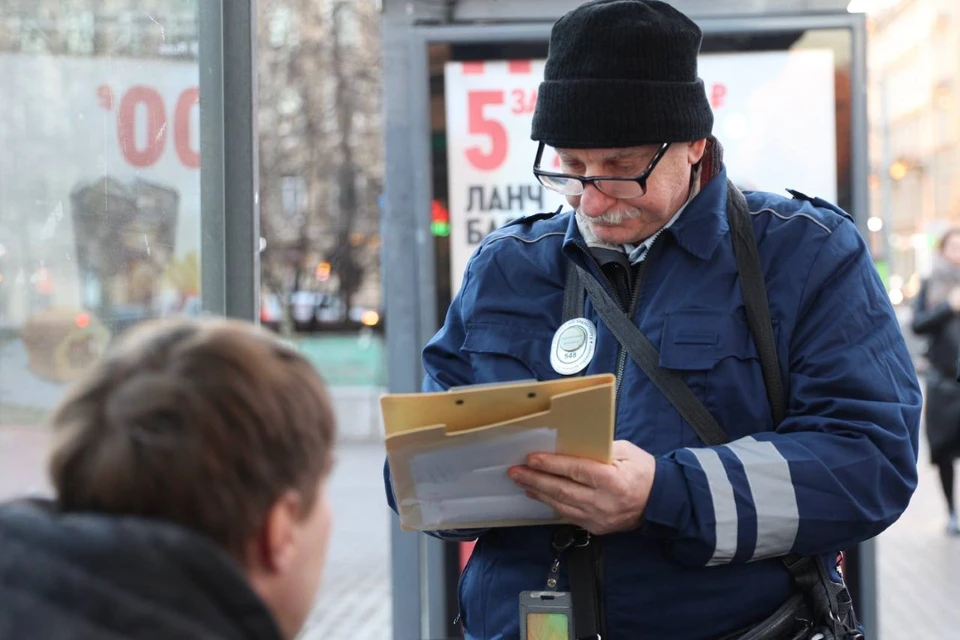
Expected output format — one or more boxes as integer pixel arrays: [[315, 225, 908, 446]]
[[532, 141, 671, 198]]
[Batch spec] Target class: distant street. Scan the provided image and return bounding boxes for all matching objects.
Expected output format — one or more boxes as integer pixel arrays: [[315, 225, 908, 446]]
[[299, 443, 392, 640]]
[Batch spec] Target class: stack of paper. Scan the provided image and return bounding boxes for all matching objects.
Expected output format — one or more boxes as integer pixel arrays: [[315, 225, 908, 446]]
[[381, 374, 615, 531]]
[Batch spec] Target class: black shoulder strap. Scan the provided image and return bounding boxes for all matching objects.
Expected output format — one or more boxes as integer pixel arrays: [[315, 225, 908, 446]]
[[576, 266, 729, 445], [725, 182, 787, 427], [577, 264, 731, 445], [566, 180, 785, 445], [564, 188, 861, 632], [562, 260, 585, 323]]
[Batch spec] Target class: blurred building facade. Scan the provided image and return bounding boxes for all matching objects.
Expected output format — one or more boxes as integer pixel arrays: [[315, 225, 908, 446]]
[[867, 0, 960, 302]]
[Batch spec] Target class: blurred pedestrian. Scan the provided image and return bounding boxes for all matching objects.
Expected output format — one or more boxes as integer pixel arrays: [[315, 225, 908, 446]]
[[913, 228, 960, 535]]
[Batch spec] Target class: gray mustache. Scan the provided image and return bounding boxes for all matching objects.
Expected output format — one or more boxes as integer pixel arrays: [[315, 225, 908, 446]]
[[576, 208, 643, 225]]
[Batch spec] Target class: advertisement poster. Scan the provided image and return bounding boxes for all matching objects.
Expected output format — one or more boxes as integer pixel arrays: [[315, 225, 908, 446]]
[[444, 50, 837, 292], [0, 54, 199, 407]]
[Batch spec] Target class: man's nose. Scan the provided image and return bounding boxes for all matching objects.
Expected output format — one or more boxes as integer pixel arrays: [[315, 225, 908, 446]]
[[578, 182, 616, 217]]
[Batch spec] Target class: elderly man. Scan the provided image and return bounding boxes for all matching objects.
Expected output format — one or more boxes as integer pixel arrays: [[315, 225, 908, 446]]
[[385, 1, 921, 638]]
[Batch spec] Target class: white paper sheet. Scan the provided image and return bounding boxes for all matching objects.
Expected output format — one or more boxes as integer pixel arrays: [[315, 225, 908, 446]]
[[406, 427, 558, 528]]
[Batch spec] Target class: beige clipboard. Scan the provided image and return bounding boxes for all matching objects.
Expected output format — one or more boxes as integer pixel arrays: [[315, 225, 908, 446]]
[[381, 374, 615, 531]]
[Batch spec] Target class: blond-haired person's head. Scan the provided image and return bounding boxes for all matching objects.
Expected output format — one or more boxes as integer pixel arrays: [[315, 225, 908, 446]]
[[48, 317, 335, 639]]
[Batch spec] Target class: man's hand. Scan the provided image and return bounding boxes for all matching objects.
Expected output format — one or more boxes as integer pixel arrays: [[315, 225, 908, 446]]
[[508, 440, 656, 535]]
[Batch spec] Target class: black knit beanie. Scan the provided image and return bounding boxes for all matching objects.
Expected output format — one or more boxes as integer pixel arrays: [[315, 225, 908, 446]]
[[531, 0, 714, 148]]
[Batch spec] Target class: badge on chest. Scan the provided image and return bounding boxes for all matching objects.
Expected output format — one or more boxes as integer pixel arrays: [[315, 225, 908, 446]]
[[550, 318, 597, 376]]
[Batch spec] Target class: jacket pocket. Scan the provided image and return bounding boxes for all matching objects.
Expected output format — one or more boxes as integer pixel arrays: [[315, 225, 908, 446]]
[[462, 322, 557, 383], [657, 309, 765, 449], [659, 309, 759, 371]]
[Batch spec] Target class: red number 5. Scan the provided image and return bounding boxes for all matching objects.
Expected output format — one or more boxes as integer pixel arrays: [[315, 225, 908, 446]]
[[465, 91, 507, 171]]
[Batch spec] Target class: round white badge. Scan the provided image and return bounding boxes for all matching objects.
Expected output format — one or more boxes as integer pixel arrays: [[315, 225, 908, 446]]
[[550, 318, 597, 375]]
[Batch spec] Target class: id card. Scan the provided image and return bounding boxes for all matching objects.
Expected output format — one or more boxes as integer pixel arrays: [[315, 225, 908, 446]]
[[519, 591, 574, 640]]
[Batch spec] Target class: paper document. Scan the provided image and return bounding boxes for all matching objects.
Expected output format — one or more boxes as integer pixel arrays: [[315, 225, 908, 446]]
[[381, 374, 615, 530], [407, 427, 558, 528]]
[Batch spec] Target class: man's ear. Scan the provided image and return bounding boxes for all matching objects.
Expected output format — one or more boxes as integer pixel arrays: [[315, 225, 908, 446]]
[[251, 490, 302, 573], [687, 138, 708, 165]]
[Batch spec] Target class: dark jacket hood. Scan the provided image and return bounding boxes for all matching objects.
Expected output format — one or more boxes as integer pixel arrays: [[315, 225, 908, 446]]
[[0, 499, 284, 640]]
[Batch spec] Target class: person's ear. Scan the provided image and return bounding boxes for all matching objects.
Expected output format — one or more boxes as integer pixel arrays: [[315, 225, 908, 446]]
[[687, 138, 708, 165], [252, 490, 302, 573]]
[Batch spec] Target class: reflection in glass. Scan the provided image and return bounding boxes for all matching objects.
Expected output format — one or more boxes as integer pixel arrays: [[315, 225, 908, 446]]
[[0, 1, 200, 499]]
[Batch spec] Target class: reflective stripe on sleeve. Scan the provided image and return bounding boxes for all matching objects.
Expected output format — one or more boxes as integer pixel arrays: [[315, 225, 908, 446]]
[[726, 436, 799, 561], [688, 447, 739, 566]]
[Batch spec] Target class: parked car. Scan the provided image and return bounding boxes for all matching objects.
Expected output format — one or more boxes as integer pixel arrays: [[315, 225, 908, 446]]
[[260, 290, 384, 333]]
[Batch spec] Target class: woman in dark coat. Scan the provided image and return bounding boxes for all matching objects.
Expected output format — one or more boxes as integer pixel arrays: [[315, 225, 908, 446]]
[[912, 228, 960, 535]]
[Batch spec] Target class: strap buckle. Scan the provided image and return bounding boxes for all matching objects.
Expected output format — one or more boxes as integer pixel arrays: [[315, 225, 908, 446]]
[[553, 526, 591, 551], [572, 529, 591, 548]]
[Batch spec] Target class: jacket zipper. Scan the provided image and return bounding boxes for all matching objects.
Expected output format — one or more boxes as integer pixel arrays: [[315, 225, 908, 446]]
[[571, 240, 652, 637], [572, 243, 626, 389], [614, 269, 645, 401], [572, 241, 621, 307], [572, 240, 651, 403]]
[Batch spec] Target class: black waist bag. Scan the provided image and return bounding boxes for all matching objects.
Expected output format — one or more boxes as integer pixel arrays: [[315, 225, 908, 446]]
[[562, 182, 864, 640]]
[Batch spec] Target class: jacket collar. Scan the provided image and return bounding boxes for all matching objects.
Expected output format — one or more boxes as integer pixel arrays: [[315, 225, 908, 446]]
[[666, 165, 729, 261]]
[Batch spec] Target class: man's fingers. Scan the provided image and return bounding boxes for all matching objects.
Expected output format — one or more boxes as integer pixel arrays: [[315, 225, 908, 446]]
[[526, 453, 608, 488], [524, 489, 588, 523], [511, 468, 594, 507]]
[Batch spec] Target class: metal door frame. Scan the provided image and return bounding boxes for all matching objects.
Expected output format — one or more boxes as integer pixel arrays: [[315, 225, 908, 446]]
[[198, 0, 260, 321]]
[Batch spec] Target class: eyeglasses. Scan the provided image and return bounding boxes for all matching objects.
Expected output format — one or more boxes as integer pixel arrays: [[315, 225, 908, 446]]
[[533, 142, 671, 199]]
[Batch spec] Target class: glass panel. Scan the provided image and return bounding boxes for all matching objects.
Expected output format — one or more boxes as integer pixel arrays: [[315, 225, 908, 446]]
[[255, 2, 389, 637], [0, 1, 201, 500]]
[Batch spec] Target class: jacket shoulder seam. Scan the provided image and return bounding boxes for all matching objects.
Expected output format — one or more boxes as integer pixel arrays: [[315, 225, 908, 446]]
[[750, 207, 832, 234], [482, 231, 566, 248]]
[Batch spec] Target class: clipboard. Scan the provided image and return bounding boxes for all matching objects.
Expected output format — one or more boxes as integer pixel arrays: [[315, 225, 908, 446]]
[[381, 374, 615, 531]]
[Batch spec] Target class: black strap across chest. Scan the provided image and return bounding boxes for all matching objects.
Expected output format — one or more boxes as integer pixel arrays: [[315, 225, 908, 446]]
[[561, 180, 786, 431], [559, 182, 788, 640]]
